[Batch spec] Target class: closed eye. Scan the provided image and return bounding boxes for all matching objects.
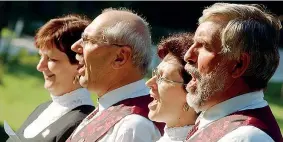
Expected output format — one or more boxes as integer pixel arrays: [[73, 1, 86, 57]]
[[47, 57, 58, 62]]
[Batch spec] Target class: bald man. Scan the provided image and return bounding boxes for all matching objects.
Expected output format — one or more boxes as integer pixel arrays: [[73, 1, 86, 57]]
[[66, 8, 164, 142]]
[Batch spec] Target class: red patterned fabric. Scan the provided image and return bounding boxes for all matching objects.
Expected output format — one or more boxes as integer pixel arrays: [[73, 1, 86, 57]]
[[66, 95, 165, 142], [186, 121, 199, 140], [185, 106, 283, 142]]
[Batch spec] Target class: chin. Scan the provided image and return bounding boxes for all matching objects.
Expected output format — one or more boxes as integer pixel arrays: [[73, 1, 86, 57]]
[[148, 111, 157, 121], [44, 83, 53, 90], [148, 111, 164, 123], [186, 96, 203, 113]]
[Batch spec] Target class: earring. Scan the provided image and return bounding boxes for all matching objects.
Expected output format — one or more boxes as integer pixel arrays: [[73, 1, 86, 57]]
[[73, 76, 79, 85], [183, 103, 190, 112]]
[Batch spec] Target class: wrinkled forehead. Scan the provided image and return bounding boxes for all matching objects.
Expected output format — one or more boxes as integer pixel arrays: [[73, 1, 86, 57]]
[[195, 21, 222, 39], [83, 15, 113, 37], [83, 23, 101, 37]]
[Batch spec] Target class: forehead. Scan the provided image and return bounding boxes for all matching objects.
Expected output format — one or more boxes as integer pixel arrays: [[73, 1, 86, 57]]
[[83, 16, 108, 37], [194, 21, 222, 41], [83, 23, 98, 37], [38, 46, 61, 56], [158, 54, 182, 72]]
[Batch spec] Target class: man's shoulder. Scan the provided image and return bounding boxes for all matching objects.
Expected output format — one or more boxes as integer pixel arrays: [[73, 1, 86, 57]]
[[110, 114, 161, 141], [219, 126, 274, 142], [117, 114, 156, 130], [120, 114, 154, 125]]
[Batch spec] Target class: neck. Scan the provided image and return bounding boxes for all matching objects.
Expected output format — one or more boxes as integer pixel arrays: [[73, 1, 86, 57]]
[[166, 110, 197, 128], [96, 68, 143, 97], [50, 84, 81, 96], [202, 78, 255, 111]]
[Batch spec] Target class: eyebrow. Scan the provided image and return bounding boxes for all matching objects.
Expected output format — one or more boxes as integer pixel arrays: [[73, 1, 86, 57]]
[[194, 37, 211, 47], [81, 32, 104, 43], [81, 33, 89, 40]]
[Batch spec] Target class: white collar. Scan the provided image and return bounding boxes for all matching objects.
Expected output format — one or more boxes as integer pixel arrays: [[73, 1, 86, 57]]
[[98, 79, 149, 112], [50, 88, 94, 108], [198, 90, 268, 129], [163, 125, 193, 141], [24, 88, 93, 138]]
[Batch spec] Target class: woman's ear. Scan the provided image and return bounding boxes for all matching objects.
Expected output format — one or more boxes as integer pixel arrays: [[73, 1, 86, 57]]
[[231, 53, 250, 78], [112, 46, 132, 69]]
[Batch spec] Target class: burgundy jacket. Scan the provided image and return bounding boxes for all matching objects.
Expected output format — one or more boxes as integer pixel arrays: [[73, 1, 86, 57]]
[[186, 106, 282, 142], [67, 95, 165, 142]]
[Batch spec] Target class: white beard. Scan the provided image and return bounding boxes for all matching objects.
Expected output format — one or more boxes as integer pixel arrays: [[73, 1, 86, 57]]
[[186, 62, 229, 112]]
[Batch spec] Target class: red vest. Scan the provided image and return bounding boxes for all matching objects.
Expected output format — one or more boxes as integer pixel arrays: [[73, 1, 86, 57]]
[[66, 95, 165, 142], [186, 106, 283, 142]]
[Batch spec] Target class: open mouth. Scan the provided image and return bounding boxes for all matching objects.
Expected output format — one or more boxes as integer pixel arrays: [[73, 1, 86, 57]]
[[44, 74, 55, 79], [77, 62, 85, 75], [186, 71, 198, 93], [187, 76, 197, 89], [148, 93, 159, 110], [185, 64, 199, 92]]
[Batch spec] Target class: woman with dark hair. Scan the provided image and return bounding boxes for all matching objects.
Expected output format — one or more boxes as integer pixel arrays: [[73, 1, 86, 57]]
[[6, 14, 95, 142], [146, 33, 197, 142]]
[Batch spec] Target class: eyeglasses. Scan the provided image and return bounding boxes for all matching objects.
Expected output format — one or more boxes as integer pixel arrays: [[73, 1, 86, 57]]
[[152, 68, 187, 86], [81, 33, 127, 47]]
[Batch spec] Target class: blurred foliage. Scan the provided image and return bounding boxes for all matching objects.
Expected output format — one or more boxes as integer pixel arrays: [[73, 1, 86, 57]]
[[1, 28, 16, 38], [0, 60, 3, 85], [0, 28, 15, 65], [0, 28, 15, 85]]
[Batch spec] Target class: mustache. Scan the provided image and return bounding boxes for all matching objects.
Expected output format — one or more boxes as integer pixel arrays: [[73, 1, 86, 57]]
[[185, 65, 201, 80], [76, 54, 85, 63]]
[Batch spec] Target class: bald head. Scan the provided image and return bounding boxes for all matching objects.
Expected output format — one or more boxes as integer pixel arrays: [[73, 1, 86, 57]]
[[101, 8, 145, 26], [86, 8, 148, 38], [84, 8, 152, 75]]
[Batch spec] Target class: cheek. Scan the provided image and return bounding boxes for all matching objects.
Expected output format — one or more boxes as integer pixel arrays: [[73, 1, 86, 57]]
[[83, 45, 97, 61], [198, 52, 217, 73], [62, 64, 78, 76], [48, 62, 77, 77], [47, 62, 58, 73], [68, 65, 79, 75], [158, 85, 186, 104]]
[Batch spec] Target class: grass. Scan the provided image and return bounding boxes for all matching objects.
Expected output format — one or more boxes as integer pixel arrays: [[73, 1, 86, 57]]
[[0, 52, 282, 141], [264, 82, 283, 131]]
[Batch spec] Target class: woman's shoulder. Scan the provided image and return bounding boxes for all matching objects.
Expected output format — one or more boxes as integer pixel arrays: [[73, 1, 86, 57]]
[[24, 100, 53, 122], [62, 105, 95, 121], [36, 100, 53, 109]]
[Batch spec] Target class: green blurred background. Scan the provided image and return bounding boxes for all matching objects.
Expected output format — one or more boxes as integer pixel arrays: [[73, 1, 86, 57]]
[[1, 1, 283, 141]]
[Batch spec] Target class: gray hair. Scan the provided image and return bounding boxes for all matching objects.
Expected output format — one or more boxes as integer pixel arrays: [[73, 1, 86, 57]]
[[101, 8, 152, 75], [199, 3, 282, 89]]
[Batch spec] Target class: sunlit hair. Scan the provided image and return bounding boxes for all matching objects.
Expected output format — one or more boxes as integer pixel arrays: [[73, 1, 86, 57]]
[[199, 3, 282, 90], [35, 14, 91, 64], [157, 33, 194, 85], [100, 8, 152, 75]]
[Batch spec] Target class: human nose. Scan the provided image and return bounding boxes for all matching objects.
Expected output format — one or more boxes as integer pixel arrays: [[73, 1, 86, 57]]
[[37, 57, 48, 72], [146, 76, 158, 90], [71, 39, 83, 54], [184, 43, 198, 65]]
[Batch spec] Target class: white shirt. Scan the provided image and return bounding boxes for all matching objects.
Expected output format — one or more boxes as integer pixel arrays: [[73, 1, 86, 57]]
[[157, 125, 192, 142], [190, 90, 275, 142], [24, 88, 93, 138], [73, 79, 161, 142]]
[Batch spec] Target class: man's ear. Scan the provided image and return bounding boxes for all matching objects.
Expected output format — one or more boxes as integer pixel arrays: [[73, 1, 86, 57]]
[[112, 46, 132, 69], [231, 53, 250, 78]]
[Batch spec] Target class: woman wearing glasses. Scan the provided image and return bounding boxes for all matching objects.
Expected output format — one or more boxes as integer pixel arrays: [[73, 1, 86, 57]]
[[146, 33, 198, 142]]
